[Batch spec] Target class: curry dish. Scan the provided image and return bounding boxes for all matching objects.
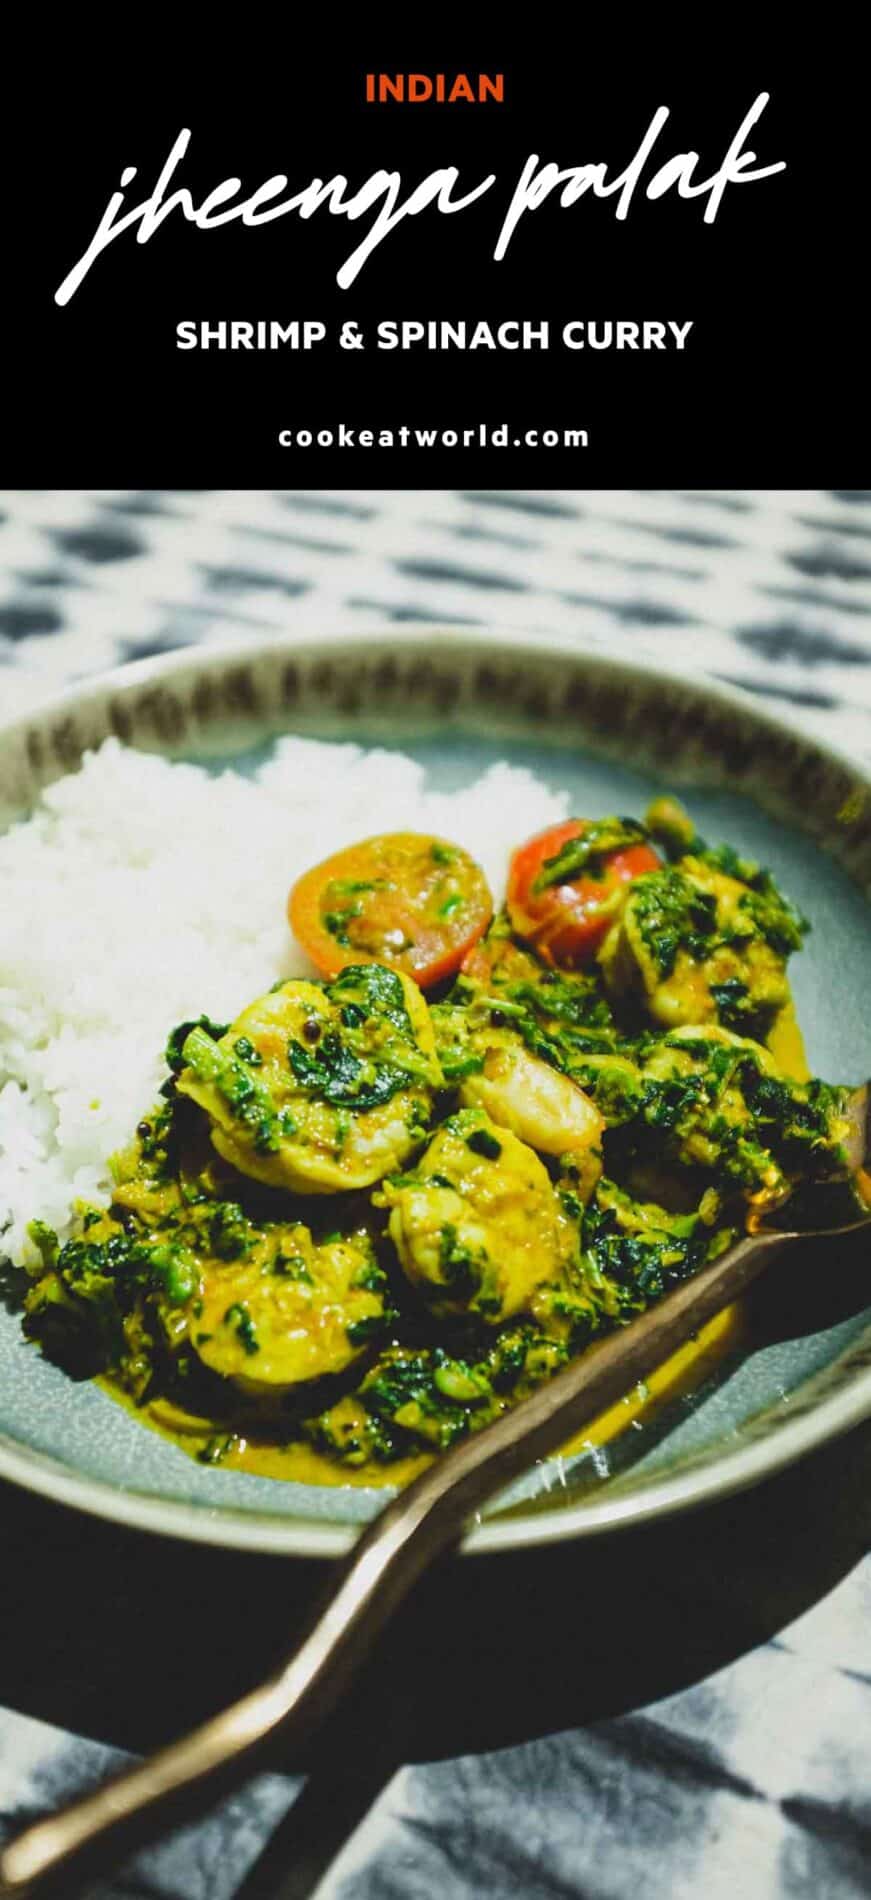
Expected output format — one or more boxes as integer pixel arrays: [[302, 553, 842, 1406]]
[[15, 798, 855, 1485]]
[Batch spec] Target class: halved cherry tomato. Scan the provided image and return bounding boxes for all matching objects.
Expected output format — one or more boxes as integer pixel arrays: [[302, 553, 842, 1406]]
[[507, 818, 661, 967], [289, 833, 493, 989]]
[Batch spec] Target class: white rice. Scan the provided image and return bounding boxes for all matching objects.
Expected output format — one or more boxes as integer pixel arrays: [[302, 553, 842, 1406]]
[[0, 736, 568, 1262]]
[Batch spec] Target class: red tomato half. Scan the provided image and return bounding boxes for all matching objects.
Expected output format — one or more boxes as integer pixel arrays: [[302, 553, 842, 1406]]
[[507, 819, 661, 967], [289, 832, 493, 989]]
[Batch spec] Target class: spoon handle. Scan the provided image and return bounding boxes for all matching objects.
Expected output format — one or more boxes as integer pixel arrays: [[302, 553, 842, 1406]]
[[0, 1227, 786, 1896]]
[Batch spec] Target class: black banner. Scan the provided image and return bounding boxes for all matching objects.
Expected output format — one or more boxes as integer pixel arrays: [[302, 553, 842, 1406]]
[[5, 33, 859, 484]]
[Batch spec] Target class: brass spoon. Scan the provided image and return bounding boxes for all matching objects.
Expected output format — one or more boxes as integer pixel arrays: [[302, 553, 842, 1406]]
[[2, 1086, 869, 1898]]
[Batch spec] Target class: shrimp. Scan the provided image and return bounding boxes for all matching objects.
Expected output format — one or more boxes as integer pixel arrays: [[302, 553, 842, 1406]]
[[445, 1023, 604, 1203], [189, 1220, 389, 1393], [600, 857, 792, 1036], [382, 1107, 580, 1324], [176, 963, 442, 1193]]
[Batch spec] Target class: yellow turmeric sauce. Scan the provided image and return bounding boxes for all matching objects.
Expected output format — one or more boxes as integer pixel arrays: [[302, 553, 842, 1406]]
[[101, 1006, 809, 1493], [99, 1004, 812, 1495], [766, 999, 809, 1083], [101, 1298, 744, 1490]]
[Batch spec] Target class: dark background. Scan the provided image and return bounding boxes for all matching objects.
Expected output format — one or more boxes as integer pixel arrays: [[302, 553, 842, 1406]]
[[4, 35, 859, 485]]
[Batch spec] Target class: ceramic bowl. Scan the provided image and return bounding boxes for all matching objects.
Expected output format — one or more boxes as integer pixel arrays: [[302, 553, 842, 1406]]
[[2, 624, 871, 1556]]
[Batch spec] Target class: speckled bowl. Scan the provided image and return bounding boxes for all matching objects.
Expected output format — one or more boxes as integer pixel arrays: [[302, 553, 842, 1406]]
[[2, 624, 871, 1557]]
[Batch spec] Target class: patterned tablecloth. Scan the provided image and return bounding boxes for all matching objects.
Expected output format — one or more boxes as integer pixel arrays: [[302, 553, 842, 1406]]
[[2, 489, 871, 1900]]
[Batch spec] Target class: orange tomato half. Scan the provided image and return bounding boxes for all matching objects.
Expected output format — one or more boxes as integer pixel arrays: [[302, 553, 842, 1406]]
[[289, 832, 493, 989], [507, 818, 661, 967]]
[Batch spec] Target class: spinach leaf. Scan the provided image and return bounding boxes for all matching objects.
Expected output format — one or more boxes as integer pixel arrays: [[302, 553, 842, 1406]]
[[532, 817, 649, 893]]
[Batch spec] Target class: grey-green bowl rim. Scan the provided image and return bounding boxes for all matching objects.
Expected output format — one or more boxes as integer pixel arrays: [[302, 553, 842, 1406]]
[[1, 621, 870, 1560]]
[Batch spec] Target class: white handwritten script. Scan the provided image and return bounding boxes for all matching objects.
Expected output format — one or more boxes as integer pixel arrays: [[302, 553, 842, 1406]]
[[55, 93, 785, 307]]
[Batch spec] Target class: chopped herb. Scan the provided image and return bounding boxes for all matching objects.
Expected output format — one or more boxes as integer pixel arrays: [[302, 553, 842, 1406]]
[[627, 870, 718, 979], [233, 1036, 263, 1066], [466, 1128, 502, 1160], [273, 1251, 313, 1282], [223, 1303, 259, 1356], [165, 1015, 229, 1075], [533, 817, 649, 892], [208, 1202, 250, 1262]]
